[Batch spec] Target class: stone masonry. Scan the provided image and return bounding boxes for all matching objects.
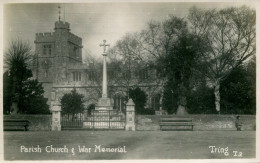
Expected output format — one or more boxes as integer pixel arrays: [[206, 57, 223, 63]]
[[31, 20, 163, 113]]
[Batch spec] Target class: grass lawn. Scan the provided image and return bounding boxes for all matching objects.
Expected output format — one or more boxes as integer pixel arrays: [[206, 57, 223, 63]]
[[4, 130, 255, 160]]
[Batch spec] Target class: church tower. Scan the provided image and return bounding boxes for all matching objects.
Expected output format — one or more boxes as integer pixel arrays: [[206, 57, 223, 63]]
[[33, 6, 83, 105]]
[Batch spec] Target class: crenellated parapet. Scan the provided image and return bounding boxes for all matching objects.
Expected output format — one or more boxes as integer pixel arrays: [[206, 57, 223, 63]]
[[55, 21, 70, 30], [35, 32, 55, 43], [68, 32, 82, 47]]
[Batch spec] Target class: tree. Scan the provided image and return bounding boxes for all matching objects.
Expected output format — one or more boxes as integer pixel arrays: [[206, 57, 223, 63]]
[[19, 79, 49, 114], [4, 39, 33, 114], [162, 79, 178, 114], [4, 39, 49, 114], [60, 88, 85, 120], [129, 87, 148, 114], [187, 78, 216, 114], [108, 33, 148, 97], [188, 6, 256, 114], [164, 30, 202, 114], [3, 71, 13, 114], [220, 57, 256, 114], [140, 16, 201, 114], [109, 16, 202, 114]]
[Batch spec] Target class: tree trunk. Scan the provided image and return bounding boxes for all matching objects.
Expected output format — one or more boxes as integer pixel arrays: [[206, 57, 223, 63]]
[[176, 82, 188, 115], [214, 79, 221, 114], [10, 76, 19, 115]]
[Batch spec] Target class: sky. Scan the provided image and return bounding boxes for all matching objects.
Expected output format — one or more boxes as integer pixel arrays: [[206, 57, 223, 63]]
[[3, 2, 256, 61]]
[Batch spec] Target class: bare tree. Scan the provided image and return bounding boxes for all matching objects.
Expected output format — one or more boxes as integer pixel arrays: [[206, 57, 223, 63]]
[[108, 33, 150, 95], [108, 16, 200, 114], [188, 6, 256, 114]]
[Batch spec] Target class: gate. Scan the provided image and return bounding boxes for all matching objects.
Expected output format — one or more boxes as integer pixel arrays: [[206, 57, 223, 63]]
[[61, 113, 83, 130], [84, 110, 125, 130]]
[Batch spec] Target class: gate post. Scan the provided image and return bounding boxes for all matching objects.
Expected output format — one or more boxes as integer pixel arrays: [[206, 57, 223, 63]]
[[51, 90, 62, 131], [125, 99, 135, 131]]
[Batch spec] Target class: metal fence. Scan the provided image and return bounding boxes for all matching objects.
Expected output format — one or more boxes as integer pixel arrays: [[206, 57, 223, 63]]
[[84, 110, 125, 130], [61, 113, 83, 129]]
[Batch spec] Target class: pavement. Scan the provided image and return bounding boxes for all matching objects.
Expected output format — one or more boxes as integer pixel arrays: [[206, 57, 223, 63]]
[[3, 130, 256, 160]]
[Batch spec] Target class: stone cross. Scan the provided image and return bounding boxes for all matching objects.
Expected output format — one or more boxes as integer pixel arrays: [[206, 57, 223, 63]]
[[99, 40, 110, 98], [99, 40, 110, 55]]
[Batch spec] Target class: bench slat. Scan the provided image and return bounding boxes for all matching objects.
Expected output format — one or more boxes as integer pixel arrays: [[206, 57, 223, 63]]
[[160, 118, 192, 120], [161, 119, 192, 122], [160, 122, 193, 125], [160, 124, 193, 126], [160, 122, 193, 124], [4, 120, 29, 122], [159, 118, 194, 131], [4, 124, 29, 126], [4, 120, 30, 131], [161, 128, 193, 131]]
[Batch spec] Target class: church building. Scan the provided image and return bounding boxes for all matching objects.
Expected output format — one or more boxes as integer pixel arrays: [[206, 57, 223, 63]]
[[31, 19, 163, 113]]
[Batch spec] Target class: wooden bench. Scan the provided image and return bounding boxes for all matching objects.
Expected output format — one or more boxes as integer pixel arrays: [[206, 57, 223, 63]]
[[4, 120, 30, 131], [160, 118, 194, 131]]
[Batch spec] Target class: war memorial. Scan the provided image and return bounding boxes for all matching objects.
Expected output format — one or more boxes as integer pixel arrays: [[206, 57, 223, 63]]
[[2, 2, 258, 161]]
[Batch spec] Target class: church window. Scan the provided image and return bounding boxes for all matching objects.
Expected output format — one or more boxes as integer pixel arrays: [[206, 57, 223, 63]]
[[139, 68, 148, 80], [73, 71, 81, 81], [43, 45, 52, 55], [89, 71, 96, 81], [74, 47, 79, 58]]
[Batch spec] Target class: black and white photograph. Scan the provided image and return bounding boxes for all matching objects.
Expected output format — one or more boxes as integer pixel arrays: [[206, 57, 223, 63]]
[[1, 0, 259, 162]]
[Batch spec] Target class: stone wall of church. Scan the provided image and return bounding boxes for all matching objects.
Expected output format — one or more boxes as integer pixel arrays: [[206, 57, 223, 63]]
[[69, 33, 82, 46], [42, 83, 53, 106], [51, 85, 101, 109], [51, 83, 162, 112], [32, 20, 163, 112]]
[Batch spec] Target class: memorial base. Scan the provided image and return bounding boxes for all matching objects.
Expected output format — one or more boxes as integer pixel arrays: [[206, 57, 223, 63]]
[[95, 97, 113, 110]]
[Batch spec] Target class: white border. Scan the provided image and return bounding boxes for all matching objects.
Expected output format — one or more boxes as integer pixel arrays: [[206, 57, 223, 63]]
[[0, 0, 259, 163]]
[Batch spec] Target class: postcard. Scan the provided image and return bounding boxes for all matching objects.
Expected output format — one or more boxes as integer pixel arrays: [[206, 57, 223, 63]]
[[1, 1, 259, 163]]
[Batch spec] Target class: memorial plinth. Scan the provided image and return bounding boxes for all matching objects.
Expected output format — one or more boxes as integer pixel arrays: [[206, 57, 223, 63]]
[[95, 40, 113, 111], [95, 97, 113, 110]]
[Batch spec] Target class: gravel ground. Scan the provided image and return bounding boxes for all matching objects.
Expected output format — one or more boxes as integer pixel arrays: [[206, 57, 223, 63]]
[[4, 130, 256, 160]]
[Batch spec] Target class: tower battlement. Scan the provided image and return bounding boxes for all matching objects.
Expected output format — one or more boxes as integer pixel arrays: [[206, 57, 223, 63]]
[[55, 21, 70, 30], [35, 32, 55, 42], [36, 32, 54, 37]]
